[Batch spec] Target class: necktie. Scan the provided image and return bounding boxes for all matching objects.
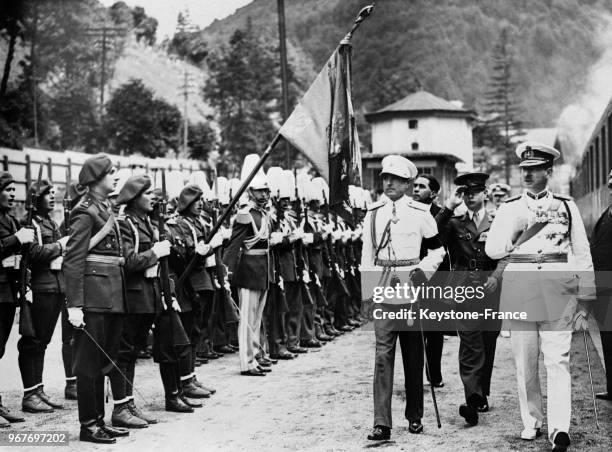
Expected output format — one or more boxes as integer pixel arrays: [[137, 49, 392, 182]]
[[473, 211, 480, 227]]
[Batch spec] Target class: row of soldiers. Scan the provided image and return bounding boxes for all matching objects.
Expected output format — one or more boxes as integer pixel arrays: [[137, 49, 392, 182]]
[[0, 153, 368, 443]]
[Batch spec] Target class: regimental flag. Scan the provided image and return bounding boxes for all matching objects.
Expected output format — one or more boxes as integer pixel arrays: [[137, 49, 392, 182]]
[[279, 44, 362, 208]]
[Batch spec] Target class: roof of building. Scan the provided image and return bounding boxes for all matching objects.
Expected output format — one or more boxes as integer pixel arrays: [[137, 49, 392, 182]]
[[365, 90, 474, 122], [361, 151, 464, 164]]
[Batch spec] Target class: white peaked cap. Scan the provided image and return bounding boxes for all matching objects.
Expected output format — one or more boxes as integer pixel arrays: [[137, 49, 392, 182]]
[[266, 166, 284, 197], [380, 155, 418, 179], [188, 171, 214, 201], [281, 170, 296, 200], [295, 172, 311, 200], [348, 185, 362, 208], [241, 153, 268, 190], [310, 177, 327, 203], [166, 170, 185, 200], [216, 176, 230, 205], [110, 168, 133, 197]]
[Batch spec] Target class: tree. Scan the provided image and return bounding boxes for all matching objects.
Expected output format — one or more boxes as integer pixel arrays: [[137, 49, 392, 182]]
[[482, 28, 524, 183], [104, 79, 181, 157], [188, 122, 217, 160], [0, 0, 26, 99], [203, 27, 280, 165]]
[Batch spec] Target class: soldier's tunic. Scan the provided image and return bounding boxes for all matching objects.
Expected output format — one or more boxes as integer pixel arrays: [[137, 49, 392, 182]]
[[436, 205, 501, 407], [63, 191, 126, 426], [485, 189, 594, 441], [0, 208, 21, 360], [361, 195, 445, 428], [114, 209, 163, 402], [223, 202, 272, 372], [18, 212, 65, 391]]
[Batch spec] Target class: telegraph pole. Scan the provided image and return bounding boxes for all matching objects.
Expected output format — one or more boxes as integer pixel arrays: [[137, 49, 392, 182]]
[[178, 68, 196, 157], [277, 0, 291, 167]]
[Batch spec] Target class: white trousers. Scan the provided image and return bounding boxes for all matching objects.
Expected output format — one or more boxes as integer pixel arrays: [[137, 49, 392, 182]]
[[238, 288, 268, 372], [510, 320, 572, 442]]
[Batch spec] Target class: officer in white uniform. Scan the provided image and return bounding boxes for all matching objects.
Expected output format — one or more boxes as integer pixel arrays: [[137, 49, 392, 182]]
[[489, 183, 512, 211], [485, 141, 595, 452], [361, 155, 445, 441]]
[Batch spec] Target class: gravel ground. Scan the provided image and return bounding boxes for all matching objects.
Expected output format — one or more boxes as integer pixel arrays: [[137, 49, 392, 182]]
[[0, 322, 610, 451]]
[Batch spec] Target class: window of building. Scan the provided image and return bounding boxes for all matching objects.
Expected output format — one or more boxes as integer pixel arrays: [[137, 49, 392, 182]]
[[417, 167, 432, 175], [411, 142, 419, 151], [408, 119, 418, 129]]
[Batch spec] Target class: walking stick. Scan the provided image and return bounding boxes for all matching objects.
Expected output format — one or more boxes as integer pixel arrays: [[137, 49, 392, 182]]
[[582, 330, 601, 429]]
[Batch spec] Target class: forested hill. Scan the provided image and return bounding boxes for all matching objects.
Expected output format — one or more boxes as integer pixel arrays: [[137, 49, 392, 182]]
[[200, 0, 612, 128]]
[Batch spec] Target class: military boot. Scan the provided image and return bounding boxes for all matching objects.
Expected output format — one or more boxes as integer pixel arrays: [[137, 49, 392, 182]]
[[111, 402, 148, 428], [22, 390, 54, 413], [64, 380, 77, 400]]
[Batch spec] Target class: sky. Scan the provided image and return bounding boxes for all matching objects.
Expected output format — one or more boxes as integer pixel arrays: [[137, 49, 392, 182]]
[[99, 0, 253, 40]]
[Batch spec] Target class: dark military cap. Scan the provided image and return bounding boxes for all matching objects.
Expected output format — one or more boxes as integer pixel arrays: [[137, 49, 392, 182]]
[[79, 154, 114, 186], [29, 179, 53, 198], [515, 141, 560, 168], [0, 172, 14, 191], [116, 175, 152, 205], [454, 172, 489, 190], [177, 183, 203, 212]]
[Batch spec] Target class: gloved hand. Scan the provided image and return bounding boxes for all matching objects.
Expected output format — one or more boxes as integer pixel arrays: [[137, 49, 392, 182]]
[[341, 229, 352, 243], [172, 297, 181, 312], [68, 307, 85, 328], [25, 289, 33, 303], [221, 227, 232, 240], [57, 236, 70, 251], [152, 240, 171, 258], [332, 230, 343, 241], [270, 231, 284, 246], [302, 233, 314, 245], [15, 227, 35, 244], [195, 241, 211, 256], [209, 232, 224, 249]]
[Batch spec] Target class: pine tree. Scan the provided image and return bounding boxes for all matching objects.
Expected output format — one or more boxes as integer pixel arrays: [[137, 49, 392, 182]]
[[483, 28, 524, 183]]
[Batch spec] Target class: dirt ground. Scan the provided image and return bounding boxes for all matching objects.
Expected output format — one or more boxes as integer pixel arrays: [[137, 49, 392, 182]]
[[0, 323, 610, 452]]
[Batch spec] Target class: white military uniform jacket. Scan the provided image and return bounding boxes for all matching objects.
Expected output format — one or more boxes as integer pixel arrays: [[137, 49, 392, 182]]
[[485, 189, 594, 321], [361, 195, 445, 277]]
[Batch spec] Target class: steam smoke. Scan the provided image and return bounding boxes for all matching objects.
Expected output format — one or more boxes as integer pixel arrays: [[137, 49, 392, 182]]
[[557, 13, 612, 165]]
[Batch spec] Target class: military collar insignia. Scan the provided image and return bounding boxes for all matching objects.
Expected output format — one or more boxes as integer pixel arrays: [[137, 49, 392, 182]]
[[526, 189, 549, 200]]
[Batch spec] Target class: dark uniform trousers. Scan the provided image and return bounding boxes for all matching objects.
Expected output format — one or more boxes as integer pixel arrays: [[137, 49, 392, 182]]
[[0, 304, 16, 359], [284, 281, 303, 348], [61, 307, 75, 379], [374, 321, 424, 427], [17, 213, 66, 390], [0, 210, 21, 361]]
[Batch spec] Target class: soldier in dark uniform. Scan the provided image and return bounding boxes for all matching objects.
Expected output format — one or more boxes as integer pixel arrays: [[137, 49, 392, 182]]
[[223, 165, 278, 376], [166, 184, 221, 398], [111, 175, 171, 427], [63, 154, 130, 444], [60, 181, 87, 400], [18, 180, 68, 413], [0, 172, 32, 428], [435, 172, 501, 426]]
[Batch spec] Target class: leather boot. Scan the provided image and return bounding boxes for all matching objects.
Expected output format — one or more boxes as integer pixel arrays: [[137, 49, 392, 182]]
[[37, 386, 63, 409], [111, 402, 148, 428], [64, 380, 77, 400], [80, 425, 116, 444], [128, 399, 157, 424], [181, 379, 210, 398], [0, 396, 25, 423], [192, 377, 215, 395], [22, 390, 54, 413], [165, 394, 194, 413]]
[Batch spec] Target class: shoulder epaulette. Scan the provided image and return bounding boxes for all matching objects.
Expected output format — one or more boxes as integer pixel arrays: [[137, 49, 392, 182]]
[[367, 199, 386, 211], [407, 199, 428, 211], [553, 193, 573, 201], [505, 195, 521, 203], [235, 207, 253, 225]]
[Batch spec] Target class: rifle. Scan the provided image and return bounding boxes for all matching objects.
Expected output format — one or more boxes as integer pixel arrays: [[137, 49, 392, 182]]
[[19, 164, 43, 337], [157, 169, 174, 311], [63, 169, 71, 235]]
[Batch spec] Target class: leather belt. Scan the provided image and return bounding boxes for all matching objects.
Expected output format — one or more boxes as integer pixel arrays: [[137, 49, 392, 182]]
[[374, 258, 420, 267], [243, 249, 268, 256], [508, 253, 568, 264], [86, 254, 125, 265], [458, 258, 490, 270]]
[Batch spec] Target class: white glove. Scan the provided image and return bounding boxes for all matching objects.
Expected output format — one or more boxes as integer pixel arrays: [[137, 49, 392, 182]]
[[278, 276, 284, 291], [195, 241, 211, 256], [172, 297, 181, 312], [152, 240, 171, 258], [270, 231, 284, 246], [25, 289, 33, 303], [50, 256, 63, 271], [342, 230, 352, 243], [302, 269, 311, 284], [68, 307, 85, 328], [302, 233, 314, 245], [57, 236, 69, 251], [332, 230, 343, 241], [323, 224, 334, 234], [221, 227, 232, 240], [209, 232, 224, 249], [15, 227, 35, 244]]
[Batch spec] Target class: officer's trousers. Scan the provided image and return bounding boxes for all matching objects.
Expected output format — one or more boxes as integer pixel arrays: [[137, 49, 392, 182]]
[[424, 331, 444, 385], [456, 329, 498, 406], [61, 307, 75, 380], [0, 303, 16, 359], [238, 288, 267, 371], [373, 324, 423, 428], [510, 319, 572, 442], [17, 292, 64, 389], [284, 282, 302, 348]]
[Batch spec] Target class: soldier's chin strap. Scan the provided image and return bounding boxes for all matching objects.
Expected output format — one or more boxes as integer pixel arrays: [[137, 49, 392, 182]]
[[76, 326, 153, 407]]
